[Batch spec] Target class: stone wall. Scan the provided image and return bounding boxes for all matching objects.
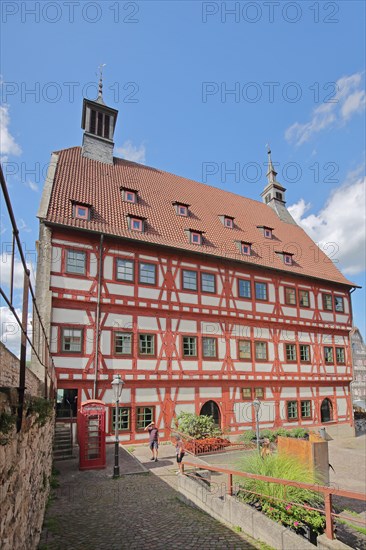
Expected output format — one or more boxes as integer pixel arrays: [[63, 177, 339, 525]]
[[0, 342, 42, 396], [0, 390, 54, 550]]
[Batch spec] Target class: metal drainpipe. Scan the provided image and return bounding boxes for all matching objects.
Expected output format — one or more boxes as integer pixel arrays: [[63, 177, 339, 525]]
[[93, 233, 104, 399]]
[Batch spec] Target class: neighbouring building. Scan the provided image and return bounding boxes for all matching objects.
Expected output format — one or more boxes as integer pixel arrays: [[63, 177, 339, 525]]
[[350, 327, 366, 407], [32, 80, 359, 443]]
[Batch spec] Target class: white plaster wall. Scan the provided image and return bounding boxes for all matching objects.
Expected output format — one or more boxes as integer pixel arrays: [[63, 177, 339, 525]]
[[51, 246, 62, 271], [175, 403, 195, 415], [201, 296, 220, 307], [179, 320, 197, 333], [104, 313, 133, 329], [89, 253, 97, 277], [106, 283, 134, 296], [105, 358, 133, 370], [51, 276, 92, 291], [135, 388, 159, 402], [52, 308, 89, 324], [137, 316, 158, 331], [256, 303, 274, 314], [103, 256, 113, 279], [199, 387, 222, 398], [138, 288, 160, 300], [53, 357, 89, 369], [177, 388, 195, 400], [337, 398, 347, 416], [178, 293, 198, 304]]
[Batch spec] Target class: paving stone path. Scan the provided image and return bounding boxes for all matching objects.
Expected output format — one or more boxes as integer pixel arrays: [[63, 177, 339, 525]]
[[39, 446, 261, 550]]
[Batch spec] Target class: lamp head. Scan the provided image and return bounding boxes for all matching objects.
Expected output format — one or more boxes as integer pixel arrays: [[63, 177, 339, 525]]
[[253, 398, 261, 413], [111, 374, 124, 400]]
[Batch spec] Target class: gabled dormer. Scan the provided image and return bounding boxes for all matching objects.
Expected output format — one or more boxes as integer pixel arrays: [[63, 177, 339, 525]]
[[81, 70, 118, 165]]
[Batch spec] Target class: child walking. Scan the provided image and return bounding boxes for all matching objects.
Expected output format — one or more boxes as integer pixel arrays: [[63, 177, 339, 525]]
[[175, 435, 185, 474]]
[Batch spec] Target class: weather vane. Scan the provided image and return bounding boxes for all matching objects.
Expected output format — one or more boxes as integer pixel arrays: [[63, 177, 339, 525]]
[[96, 63, 106, 100]]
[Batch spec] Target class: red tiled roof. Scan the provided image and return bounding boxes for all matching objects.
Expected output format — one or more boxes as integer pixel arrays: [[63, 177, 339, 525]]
[[45, 147, 354, 287]]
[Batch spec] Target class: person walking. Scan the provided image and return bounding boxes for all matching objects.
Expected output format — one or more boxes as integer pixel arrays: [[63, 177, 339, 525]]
[[175, 434, 185, 474], [144, 421, 159, 462]]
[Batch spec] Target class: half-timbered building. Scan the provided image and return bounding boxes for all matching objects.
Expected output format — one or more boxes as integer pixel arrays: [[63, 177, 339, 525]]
[[33, 86, 357, 443]]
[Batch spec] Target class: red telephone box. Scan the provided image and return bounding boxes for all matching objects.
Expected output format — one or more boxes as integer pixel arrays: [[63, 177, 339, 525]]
[[78, 400, 106, 470]]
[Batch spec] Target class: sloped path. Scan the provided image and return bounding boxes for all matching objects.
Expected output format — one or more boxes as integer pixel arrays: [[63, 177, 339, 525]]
[[39, 445, 262, 550]]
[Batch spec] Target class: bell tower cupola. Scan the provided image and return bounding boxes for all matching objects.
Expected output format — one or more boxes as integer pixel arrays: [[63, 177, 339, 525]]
[[81, 65, 118, 165], [261, 146, 297, 225]]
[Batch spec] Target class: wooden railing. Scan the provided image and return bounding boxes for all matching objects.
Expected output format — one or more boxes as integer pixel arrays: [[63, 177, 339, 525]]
[[182, 460, 366, 540]]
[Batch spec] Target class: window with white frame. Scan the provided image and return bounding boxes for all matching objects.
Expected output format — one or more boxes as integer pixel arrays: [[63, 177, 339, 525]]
[[322, 293, 333, 311], [116, 258, 134, 282], [334, 296, 344, 312], [139, 263, 156, 285], [299, 289, 310, 308], [202, 337, 217, 357], [287, 401, 298, 419], [285, 287, 296, 305], [183, 336, 197, 357], [238, 279, 251, 299], [336, 347, 345, 364], [238, 340, 251, 359], [114, 333, 132, 355], [112, 407, 131, 431], [301, 400, 311, 418], [66, 249, 86, 275], [182, 270, 197, 291], [190, 231, 202, 245], [138, 334, 155, 355], [136, 407, 154, 429], [255, 282, 267, 301], [255, 341, 267, 360], [324, 346, 334, 363], [62, 328, 83, 353], [201, 272, 215, 293], [285, 344, 297, 362], [299, 344, 310, 362]]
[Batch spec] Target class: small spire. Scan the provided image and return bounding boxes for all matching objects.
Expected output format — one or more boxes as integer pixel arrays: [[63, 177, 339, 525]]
[[96, 63, 106, 104], [266, 143, 277, 183]]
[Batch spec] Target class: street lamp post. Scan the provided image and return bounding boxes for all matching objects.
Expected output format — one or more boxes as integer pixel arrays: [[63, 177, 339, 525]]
[[111, 374, 124, 478], [253, 398, 261, 454]]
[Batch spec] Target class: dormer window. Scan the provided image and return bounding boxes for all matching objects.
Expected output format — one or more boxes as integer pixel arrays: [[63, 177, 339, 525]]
[[73, 203, 90, 220], [191, 231, 202, 245], [284, 254, 293, 265], [122, 188, 138, 204], [257, 225, 274, 239], [219, 215, 235, 228], [127, 215, 145, 232], [173, 202, 190, 217], [241, 242, 251, 256]]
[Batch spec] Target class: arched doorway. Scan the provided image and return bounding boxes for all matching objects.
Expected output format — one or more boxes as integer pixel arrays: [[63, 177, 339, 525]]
[[321, 398, 333, 423], [200, 400, 221, 426]]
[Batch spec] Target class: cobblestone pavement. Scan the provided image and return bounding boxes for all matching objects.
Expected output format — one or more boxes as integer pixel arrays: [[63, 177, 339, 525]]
[[39, 445, 261, 549]]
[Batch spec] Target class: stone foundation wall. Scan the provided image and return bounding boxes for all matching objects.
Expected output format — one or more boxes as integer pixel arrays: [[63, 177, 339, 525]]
[[0, 390, 54, 550], [0, 342, 42, 396]]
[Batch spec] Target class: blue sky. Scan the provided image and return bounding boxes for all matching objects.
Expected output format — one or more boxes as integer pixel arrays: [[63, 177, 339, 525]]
[[0, 0, 365, 354]]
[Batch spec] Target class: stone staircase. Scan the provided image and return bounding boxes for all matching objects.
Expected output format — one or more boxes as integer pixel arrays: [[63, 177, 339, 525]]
[[53, 422, 73, 460]]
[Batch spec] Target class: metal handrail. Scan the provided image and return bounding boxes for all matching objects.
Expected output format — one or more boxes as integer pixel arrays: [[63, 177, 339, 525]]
[[0, 164, 57, 429], [182, 460, 366, 540]]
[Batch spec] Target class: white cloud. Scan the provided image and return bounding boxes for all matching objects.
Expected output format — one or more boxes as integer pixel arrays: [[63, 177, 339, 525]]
[[0, 104, 22, 161], [288, 173, 366, 275], [285, 72, 366, 145], [0, 306, 32, 358], [0, 253, 36, 289], [116, 140, 146, 164], [25, 180, 39, 193]]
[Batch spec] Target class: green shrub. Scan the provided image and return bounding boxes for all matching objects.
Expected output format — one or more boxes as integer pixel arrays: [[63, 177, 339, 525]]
[[235, 452, 322, 505], [176, 412, 222, 439], [27, 397, 54, 426], [288, 427, 309, 439], [260, 429, 277, 442], [235, 452, 324, 535], [237, 429, 256, 443]]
